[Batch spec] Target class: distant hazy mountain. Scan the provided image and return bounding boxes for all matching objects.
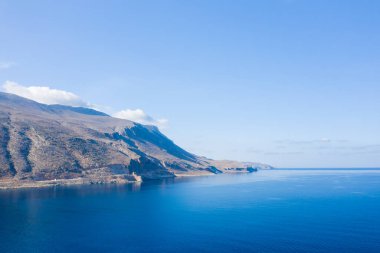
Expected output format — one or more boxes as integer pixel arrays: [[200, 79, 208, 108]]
[[0, 92, 271, 188]]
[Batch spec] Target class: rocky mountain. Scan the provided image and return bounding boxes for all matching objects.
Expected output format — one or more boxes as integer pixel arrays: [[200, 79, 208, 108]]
[[0, 92, 271, 188]]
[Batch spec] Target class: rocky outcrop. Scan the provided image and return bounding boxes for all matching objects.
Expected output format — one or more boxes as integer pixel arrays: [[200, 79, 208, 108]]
[[0, 92, 272, 188]]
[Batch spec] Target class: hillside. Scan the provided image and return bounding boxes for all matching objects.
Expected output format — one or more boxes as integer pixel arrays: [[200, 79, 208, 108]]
[[0, 92, 271, 188]]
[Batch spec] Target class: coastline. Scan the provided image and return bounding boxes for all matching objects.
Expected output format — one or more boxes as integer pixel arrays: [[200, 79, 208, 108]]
[[0, 170, 257, 190], [0, 173, 141, 190]]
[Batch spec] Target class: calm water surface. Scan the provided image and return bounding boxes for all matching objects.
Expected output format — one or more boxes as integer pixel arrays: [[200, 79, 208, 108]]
[[1, 169, 380, 253]]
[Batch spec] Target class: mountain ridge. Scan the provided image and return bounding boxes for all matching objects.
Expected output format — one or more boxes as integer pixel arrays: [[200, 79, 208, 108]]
[[0, 92, 272, 189]]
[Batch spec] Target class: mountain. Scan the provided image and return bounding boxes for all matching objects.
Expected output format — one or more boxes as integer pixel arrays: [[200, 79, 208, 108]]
[[0, 92, 271, 188]]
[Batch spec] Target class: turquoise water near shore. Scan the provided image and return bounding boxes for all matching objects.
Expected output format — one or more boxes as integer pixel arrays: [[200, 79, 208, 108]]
[[1, 169, 380, 253]]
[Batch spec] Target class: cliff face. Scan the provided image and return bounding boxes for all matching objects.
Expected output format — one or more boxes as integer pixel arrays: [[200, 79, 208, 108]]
[[0, 92, 271, 188]]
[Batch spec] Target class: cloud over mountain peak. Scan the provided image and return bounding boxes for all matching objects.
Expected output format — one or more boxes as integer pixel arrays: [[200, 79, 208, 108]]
[[2, 81, 89, 107], [2, 81, 167, 128]]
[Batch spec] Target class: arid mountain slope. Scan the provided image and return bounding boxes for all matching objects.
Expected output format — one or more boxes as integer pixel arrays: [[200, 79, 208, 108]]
[[0, 92, 271, 188]]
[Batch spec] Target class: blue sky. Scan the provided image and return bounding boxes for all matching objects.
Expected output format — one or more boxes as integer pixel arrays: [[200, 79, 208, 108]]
[[0, 0, 379, 168]]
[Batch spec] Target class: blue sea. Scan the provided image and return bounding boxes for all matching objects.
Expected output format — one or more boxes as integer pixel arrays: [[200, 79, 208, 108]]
[[1, 169, 380, 253]]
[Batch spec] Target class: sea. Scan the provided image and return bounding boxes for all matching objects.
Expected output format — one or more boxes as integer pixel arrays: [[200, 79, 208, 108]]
[[1, 169, 380, 253]]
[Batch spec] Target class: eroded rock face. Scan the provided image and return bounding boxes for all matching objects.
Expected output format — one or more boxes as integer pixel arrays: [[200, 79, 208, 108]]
[[0, 92, 272, 188]]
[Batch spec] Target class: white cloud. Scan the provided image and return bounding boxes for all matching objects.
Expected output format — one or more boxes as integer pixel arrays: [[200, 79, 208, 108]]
[[2, 81, 89, 107], [2, 81, 169, 128], [113, 109, 168, 129], [0, 62, 15, 70]]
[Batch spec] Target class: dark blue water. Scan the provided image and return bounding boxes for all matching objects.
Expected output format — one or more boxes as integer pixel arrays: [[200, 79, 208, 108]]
[[1, 169, 380, 253]]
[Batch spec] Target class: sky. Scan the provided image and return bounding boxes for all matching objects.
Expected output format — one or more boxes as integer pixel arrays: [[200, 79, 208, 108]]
[[0, 0, 379, 168]]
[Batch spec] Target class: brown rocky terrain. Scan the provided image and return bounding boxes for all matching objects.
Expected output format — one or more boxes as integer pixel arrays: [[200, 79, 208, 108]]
[[0, 92, 271, 189]]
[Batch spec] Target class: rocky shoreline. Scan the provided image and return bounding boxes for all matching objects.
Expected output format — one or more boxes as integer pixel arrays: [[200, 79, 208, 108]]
[[0, 169, 264, 190]]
